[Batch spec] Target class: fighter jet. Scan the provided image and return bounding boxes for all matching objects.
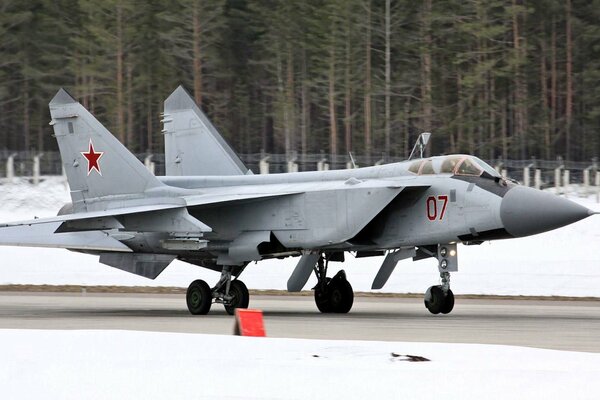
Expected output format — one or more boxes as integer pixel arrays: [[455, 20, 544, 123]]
[[0, 88, 595, 316]]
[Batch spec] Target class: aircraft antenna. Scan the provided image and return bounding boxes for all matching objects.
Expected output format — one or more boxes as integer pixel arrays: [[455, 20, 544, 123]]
[[408, 132, 431, 161]]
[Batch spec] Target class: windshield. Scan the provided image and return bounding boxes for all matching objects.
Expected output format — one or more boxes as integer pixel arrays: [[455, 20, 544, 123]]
[[471, 157, 502, 178]]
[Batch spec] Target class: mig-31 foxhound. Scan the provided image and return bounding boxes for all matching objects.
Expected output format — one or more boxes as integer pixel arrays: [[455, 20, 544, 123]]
[[0, 87, 595, 316]]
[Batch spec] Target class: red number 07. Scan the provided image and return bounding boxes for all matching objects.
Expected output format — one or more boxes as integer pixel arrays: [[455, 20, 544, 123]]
[[426, 195, 448, 221]]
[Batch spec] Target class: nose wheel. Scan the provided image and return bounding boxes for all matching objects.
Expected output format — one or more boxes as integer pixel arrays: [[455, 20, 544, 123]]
[[424, 271, 454, 314], [424, 285, 454, 314]]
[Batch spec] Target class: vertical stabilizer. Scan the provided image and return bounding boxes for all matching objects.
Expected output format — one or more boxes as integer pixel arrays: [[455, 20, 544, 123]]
[[49, 88, 163, 211], [163, 86, 250, 176]]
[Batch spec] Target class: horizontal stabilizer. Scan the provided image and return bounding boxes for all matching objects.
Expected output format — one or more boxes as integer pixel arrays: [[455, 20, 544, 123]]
[[0, 222, 132, 252]]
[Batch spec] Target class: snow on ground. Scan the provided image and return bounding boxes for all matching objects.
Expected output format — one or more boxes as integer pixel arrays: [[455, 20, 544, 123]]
[[1, 329, 599, 400], [0, 176, 599, 297]]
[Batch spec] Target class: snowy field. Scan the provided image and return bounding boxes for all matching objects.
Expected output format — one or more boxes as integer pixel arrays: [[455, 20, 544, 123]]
[[1, 329, 599, 400], [0, 177, 599, 297]]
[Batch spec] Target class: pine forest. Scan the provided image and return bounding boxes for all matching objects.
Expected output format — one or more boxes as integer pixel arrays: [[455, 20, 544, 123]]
[[1, 0, 599, 164]]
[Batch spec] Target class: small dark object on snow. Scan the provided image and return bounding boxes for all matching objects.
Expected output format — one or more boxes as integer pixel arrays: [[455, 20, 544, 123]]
[[391, 352, 430, 362]]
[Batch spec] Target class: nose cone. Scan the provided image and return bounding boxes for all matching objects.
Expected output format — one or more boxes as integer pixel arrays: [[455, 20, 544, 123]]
[[500, 186, 591, 237]]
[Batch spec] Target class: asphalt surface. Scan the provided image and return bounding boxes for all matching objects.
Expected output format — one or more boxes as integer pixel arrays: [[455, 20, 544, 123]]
[[0, 291, 599, 352]]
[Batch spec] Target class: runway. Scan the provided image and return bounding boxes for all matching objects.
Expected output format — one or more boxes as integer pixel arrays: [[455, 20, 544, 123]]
[[0, 291, 599, 352]]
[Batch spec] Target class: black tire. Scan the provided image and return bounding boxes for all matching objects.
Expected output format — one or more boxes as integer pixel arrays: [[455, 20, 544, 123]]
[[314, 278, 333, 313], [441, 289, 455, 314], [424, 285, 444, 315], [186, 279, 212, 315], [328, 278, 354, 314], [224, 280, 250, 316]]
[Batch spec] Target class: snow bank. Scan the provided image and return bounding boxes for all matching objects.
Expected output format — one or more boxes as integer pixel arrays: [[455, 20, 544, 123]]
[[0, 177, 599, 297], [1, 329, 598, 400]]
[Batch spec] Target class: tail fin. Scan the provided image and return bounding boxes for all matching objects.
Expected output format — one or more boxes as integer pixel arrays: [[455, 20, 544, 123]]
[[162, 86, 251, 176], [49, 88, 163, 211]]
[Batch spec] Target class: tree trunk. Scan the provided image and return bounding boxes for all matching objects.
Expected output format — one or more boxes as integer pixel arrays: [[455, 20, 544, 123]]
[[328, 42, 338, 160], [540, 36, 550, 159], [344, 14, 352, 156], [126, 62, 134, 149], [286, 44, 295, 154], [421, 0, 433, 155], [489, 75, 496, 160], [23, 77, 30, 151], [301, 48, 309, 158], [501, 97, 508, 160], [192, 1, 203, 106], [456, 72, 463, 153], [550, 19, 557, 146], [511, 0, 526, 159], [403, 97, 410, 158], [364, 0, 372, 164], [565, 0, 573, 160], [146, 81, 153, 153], [384, 0, 391, 157], [116, 1, 125, 143]]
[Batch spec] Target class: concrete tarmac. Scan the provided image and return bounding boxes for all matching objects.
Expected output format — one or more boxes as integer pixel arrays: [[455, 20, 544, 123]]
[[0, 291, 599, 352]]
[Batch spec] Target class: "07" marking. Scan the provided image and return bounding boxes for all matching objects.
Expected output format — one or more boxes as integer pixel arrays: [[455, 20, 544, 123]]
[[426, 195, 448, 221]]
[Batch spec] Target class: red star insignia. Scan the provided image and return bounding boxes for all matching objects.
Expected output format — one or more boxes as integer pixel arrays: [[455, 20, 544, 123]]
[[81, 139, 104, 176]]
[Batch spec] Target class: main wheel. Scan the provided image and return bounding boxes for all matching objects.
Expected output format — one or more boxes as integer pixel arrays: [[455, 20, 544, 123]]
[[328, 278, 354, 314], [224, 280, 250, 316], [441, 289, 454, 314], [186, 279, 212, 315], [314, 278, 333, 313], [424, 285, 445, 315]]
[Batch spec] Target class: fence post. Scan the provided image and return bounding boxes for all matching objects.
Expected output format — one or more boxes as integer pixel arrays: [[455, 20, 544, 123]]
[[583, 169, 589, 197], [259, 156, 270, 174], [6, 153, 16, 180], [33, 154, 43, 185], [596, 170, 600, 203], [563, 169, 570, 197], [554, 161, 564, 195], [287, 157, 298, 173], [144, 154, 155, 175], [534, 169, 541, 190], [317, 158, 329, 171], [523, 166, 530, 187]]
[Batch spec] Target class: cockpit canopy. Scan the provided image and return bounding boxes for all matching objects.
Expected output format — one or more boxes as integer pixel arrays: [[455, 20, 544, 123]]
[[408, 155, 501, 179]]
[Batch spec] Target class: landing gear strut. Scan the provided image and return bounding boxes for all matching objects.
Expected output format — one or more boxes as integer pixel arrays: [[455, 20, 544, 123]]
[[313, 256, 354, 313], [185, 265, 249, 315]]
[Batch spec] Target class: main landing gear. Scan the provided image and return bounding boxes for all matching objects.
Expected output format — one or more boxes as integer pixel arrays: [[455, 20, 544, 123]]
[[313, 256, 354, 313], [186, 266, 250, 315]]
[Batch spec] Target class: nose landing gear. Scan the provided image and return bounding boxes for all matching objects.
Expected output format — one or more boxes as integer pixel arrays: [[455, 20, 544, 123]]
[[424, 272, 454, 314], [424, 244, 457, 315]]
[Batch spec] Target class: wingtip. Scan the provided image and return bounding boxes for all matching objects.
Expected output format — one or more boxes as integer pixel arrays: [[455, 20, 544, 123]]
[[49, 88, 77, 106], [164, 85, 196, 111]]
